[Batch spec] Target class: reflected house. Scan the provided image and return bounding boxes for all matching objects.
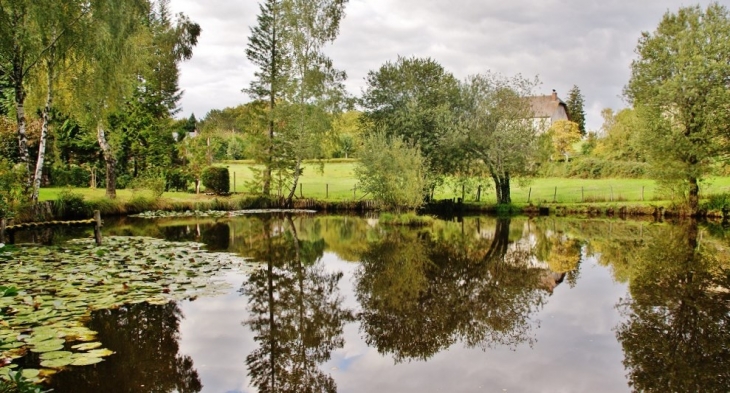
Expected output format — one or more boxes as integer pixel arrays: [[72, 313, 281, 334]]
[[527, 90, 571, 134]]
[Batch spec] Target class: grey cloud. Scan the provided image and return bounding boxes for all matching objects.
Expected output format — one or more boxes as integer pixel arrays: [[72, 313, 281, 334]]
[[172, 0, 718, 130]]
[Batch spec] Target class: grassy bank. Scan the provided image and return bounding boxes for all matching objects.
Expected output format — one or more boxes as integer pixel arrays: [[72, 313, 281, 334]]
[[29, 160, 730, 220]]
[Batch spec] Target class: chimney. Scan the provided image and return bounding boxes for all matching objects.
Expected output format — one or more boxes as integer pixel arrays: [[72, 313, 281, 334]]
[[551, 89, 557, 101]]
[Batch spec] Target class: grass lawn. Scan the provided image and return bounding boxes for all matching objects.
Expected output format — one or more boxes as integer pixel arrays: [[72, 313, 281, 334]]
[[39, 160, 730, 206]]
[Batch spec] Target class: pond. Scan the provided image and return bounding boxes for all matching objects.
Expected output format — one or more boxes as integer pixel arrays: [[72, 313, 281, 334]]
[[2, 213, 730, 392]]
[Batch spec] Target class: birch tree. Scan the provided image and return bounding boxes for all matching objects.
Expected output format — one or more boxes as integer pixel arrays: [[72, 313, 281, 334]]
[[280, 0, 348, 205]]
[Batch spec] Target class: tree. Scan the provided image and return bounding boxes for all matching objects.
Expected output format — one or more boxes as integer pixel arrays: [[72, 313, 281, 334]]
[[625, 3, 730, 214], [245, 0, 291, 196], [452, 72, 540, 204], [547, 120, 581, 161], [245, 0, 348, 201], [360, 56, 460, 181], [355, 132, 428, 211], [0, 0, 91, 195], [565, 85, 586, 136]]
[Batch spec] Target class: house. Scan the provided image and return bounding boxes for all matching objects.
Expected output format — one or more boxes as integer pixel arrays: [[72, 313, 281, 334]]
[[527, 90, 570, 133]]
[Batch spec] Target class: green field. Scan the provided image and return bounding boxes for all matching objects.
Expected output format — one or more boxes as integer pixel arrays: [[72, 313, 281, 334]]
[[39, 160, 730, 206]]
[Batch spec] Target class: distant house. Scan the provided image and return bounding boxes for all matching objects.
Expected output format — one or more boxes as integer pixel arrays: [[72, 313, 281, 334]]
[[527, 90, 570, 133]]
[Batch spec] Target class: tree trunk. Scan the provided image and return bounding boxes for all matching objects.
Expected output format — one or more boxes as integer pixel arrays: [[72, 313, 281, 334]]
[[285, 158, 303, 207], [491, 171, 512, 205], [688, 176, 699, 216], [31, 61, 54, 203], [97, 126, 117, 199], [13, 69, 31, 193]]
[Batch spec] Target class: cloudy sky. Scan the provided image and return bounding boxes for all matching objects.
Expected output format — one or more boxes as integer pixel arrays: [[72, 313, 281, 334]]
[[169, 0, 716, 131]]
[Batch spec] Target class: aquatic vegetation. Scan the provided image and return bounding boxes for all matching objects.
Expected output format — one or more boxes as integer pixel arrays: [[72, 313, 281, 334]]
[[0, 236, 257, 384], [130, 209, 317, 219]]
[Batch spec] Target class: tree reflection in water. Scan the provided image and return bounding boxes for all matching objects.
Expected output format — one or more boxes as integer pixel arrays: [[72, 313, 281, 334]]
[[47, 302, 202, 393], [614, 222, 730, 392], [356, 218, 554, 362], [240, 216, 354, 393]]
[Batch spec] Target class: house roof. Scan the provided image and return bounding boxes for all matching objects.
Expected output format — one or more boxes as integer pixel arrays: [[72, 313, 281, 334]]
[[527, 94, 568, 119]]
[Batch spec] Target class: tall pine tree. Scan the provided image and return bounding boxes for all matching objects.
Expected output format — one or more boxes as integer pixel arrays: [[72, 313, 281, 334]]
[[244, 0, 290, 196], [566, 85, 586, 136]]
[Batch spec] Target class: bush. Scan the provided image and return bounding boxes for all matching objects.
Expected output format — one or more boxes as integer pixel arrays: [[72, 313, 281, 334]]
[[129, 171, 166, 197], [165, 169, 193, 192], [54, 189, 90, 219], [201, 166, 230, 195], [702, 193, 730, 211], [0, 159, 26, 219], [355, 133, 427, 211], [50, 164, 90, 187]]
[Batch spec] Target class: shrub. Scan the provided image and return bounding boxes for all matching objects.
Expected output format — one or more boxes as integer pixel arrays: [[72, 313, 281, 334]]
[[355, 133, 427, 211], [129, 171, 166, 197], [702, 193, 730, 211], [53, 189, 90, 219], [165, 169, 193, 192], [201, 166, 230, 195], [50, 164, 90, 187]]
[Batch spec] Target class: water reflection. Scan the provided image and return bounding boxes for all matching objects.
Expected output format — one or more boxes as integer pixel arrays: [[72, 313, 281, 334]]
[[356, 218, 556, 362], [612, 222, 730, 393], [34, 214, 730, 392], [239, 216, 354, 392], [47, 302, 201, 393]]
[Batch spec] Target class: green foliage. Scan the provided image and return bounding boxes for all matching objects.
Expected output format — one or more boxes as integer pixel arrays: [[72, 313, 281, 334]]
[[626, 3, 730, 212], [452, 72, 540, 204], [0, 370, 50, 393], [50, 164, 90, 187], [378, 213, 434, 227], [0, 159, 26, 218], [360, 56, 460, 178], [201, 167, 230, 195], [128, 171, 166, 198], [702, 193, 730, 211], [53, 189, 90, 219], [565, 85, 586, 136], [547, 120, 582, 161], [0, 286, 18, 297], [165, 168, 193, 192], [356, 133, 428, 210], [541, 158, 649, 179]]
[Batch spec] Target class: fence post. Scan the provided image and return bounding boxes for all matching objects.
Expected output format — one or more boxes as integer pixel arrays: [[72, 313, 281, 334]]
[[611, 186, 614, 202], [233, 172, 236, 194], [581, 187, 584, 203], [299, 183, 303, 198], [326, 184, 329, 199], [477, 185, 482, 202], [353, 185, 357, 199], [553, 186, 557, 203], [462, 184, 465, 201], [642, 186, 645, 201], [93, 210, 103, 246], [528, 188, 532, 203], [0, 218, 6, 244]]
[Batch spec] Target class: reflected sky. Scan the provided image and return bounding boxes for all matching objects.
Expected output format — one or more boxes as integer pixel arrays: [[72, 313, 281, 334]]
[[36, 215, 730, 392]]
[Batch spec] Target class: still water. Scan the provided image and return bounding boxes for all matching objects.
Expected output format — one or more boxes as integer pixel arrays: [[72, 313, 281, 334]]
[[12, 214, 730, 392]]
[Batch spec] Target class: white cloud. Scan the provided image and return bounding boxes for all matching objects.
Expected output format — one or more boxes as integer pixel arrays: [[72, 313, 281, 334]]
[[170, 0, 717, 130]]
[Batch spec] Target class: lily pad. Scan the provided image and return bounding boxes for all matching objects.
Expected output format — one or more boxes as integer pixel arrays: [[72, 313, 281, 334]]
[[70, 356, 104, 366], [40, 357, 74, 369], [72, 342, 103, 351]]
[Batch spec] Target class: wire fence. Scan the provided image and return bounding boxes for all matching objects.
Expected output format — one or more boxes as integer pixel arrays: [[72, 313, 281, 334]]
[[229, 171, 730, 204]]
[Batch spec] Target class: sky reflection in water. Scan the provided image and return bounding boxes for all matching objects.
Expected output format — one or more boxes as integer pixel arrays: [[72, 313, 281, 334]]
[[41, 215, 730, 393]]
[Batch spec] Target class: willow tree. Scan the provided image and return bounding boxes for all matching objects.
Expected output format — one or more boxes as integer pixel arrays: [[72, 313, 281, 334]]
[[626, 3, 730, 214], [453, 73, 540, 204]]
